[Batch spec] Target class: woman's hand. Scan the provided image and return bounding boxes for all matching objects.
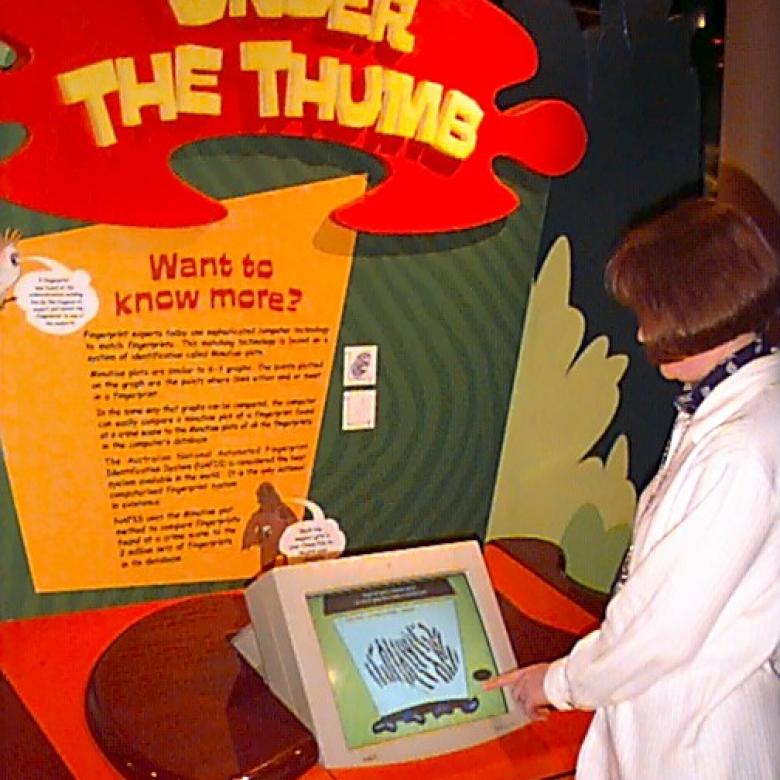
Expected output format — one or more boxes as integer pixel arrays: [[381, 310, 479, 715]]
[[482, 662, 552, 721]]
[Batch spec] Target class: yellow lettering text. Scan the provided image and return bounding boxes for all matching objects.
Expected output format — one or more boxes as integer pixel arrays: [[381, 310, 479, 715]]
[[115, 53, 177, 127], [168, 0, 227, 25], [57, 60, 120, 147], [368, 0, 417, 53], [382, 70, 442, 143], [285, 0, 331, 17], [329, 0, 371, 38], [169, 0, 334, 24], [168, 0, 417, 52], [167, 0, 280, 25], [59, 44, 484, 161], [286, 53, 340, 120], [240, 41, 293, 117], [335, 63, 382, 127], [176, 45, 223, 115], [433, 90, 484, 160], [230, 0, 284, 18]]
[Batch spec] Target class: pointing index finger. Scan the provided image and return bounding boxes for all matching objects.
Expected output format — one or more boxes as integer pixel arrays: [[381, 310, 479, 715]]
[[480, 668, 520, 690]]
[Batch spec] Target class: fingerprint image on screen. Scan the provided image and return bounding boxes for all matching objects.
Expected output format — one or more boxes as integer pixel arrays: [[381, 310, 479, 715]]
[[307, 574, 507, 749]]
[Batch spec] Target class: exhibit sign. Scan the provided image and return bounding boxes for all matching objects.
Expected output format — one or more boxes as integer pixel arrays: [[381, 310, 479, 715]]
[[0, 176, 364, 592], [0, 0, 591, 599], [0, 0, 587, 234]]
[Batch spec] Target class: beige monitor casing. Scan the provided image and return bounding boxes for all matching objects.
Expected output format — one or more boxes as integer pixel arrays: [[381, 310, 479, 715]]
[[243, 540, 527, 768]]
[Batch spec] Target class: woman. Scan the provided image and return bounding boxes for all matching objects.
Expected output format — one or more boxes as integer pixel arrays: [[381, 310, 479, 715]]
[[486, 198, 780, 778]]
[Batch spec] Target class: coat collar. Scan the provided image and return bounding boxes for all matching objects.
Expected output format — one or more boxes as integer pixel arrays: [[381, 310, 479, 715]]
[[684, 351, 780, 444], [674, 335, 777, 414]]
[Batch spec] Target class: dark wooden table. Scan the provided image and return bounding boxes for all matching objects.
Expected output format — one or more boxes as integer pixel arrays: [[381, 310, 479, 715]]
[[86, 594, 317, 780]]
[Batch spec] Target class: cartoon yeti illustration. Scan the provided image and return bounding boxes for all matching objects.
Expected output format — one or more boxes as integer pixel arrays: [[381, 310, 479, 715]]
[[0, 228, 22, 310], [241, 482, 298, 571]]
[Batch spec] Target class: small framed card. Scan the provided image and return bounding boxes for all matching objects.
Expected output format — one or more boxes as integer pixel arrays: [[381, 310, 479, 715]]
[[342, 389, 377, 431], [343, 345, 378, 387]]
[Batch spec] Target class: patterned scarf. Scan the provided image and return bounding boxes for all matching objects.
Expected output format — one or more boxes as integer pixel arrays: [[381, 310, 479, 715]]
[[674, 333, 778, 415]]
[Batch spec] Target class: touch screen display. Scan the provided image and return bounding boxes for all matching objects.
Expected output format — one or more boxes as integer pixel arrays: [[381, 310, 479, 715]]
[[306, 573, 508, 749]]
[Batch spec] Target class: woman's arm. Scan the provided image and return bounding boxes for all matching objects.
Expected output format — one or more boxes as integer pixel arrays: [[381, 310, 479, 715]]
[[543, 448, 777, 711]]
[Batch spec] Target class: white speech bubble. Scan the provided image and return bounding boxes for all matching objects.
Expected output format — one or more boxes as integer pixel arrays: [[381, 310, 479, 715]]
[[14, 255, 99, 335], [279, 499, 346, 562]]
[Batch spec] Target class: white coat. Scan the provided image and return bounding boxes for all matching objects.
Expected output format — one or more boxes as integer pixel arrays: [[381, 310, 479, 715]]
[[544, 351, 780, 779]]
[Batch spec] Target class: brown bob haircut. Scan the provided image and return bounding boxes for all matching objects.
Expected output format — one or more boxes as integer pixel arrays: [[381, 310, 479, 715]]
[[606, 197, 780, 364]]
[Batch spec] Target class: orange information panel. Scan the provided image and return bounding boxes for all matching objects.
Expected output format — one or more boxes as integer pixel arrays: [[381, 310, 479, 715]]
[[0, 175, 365, 592]]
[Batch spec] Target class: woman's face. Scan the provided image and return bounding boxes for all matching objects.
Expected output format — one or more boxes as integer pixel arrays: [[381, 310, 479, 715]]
[[657, 353, 719, 383], [637, 327, 758, 384]]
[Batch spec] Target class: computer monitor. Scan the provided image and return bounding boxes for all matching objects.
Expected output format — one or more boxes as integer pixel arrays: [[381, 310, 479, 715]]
[[243, 540, 526, 768]]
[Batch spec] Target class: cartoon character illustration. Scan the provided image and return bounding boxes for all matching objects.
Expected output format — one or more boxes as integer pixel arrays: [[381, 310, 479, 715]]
[[0, 228, 22, 310], [241, 482, 298, 571]]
